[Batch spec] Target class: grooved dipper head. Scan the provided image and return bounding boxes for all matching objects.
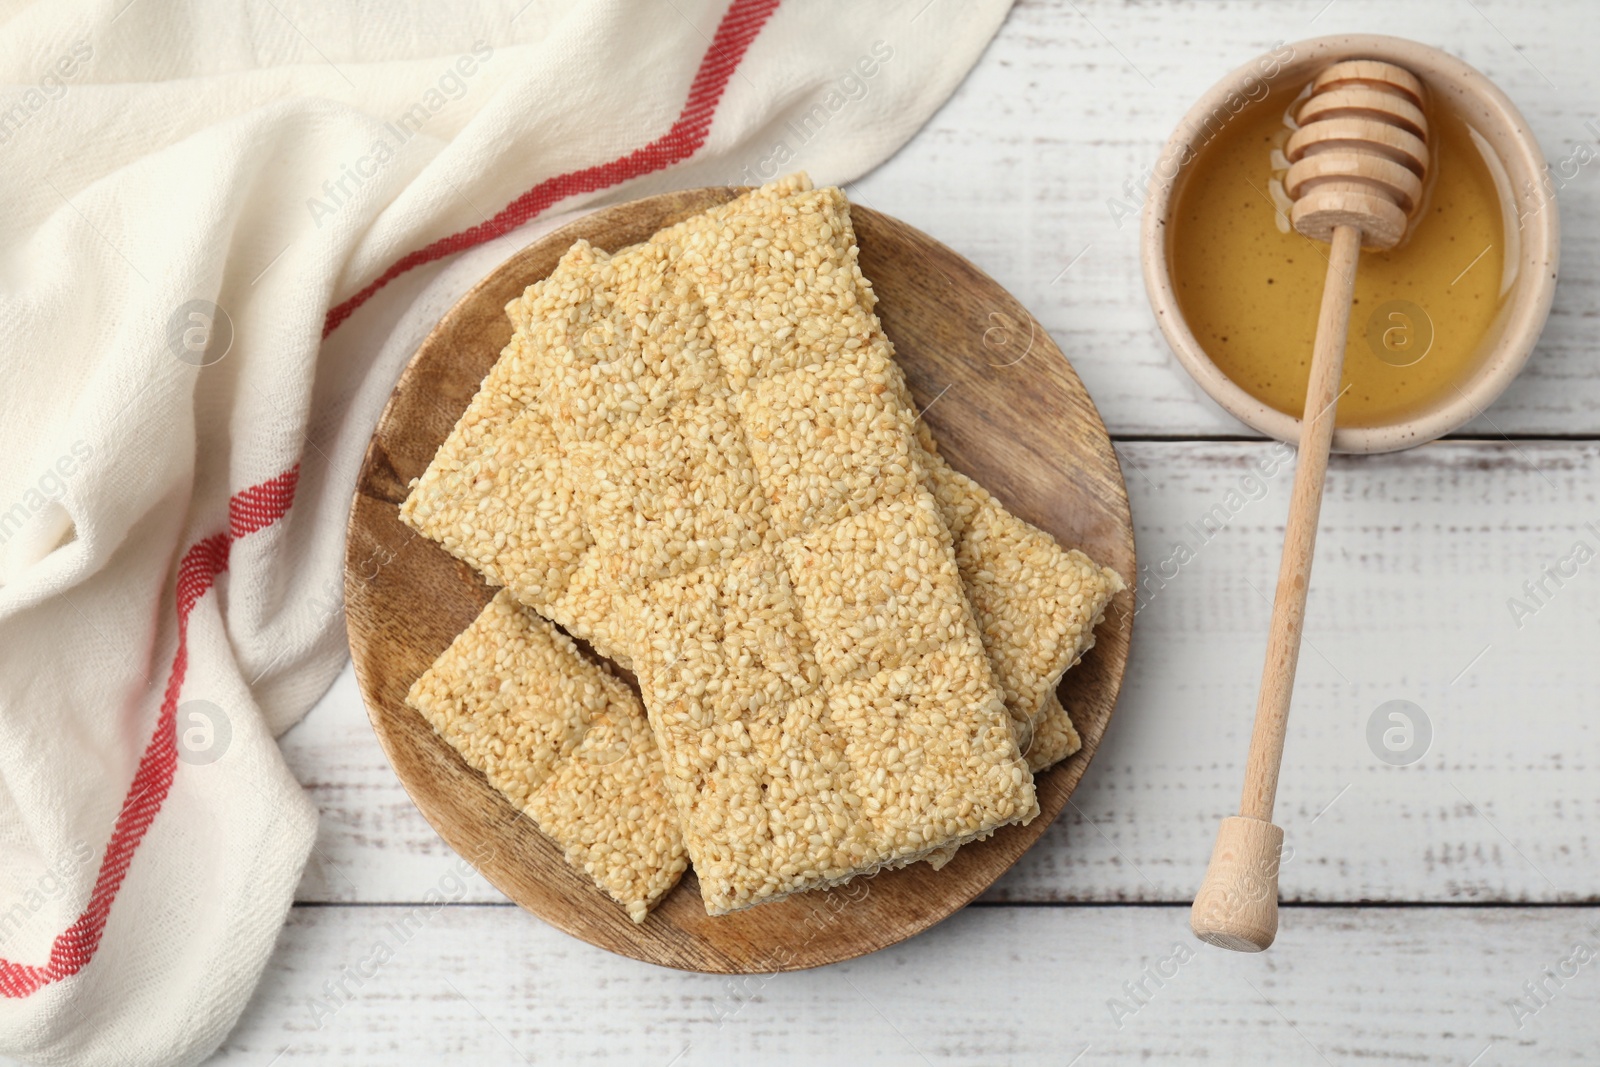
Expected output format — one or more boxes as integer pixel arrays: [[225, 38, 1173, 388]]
[[1284, 59, 1430, 250]]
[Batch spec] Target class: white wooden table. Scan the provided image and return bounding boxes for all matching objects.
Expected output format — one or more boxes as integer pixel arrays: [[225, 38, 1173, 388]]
[[210, 2, 1600, 1062]]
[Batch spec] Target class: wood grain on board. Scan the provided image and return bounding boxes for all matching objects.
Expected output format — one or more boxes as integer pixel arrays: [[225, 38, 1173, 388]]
[[343, 189, 1135, 972]]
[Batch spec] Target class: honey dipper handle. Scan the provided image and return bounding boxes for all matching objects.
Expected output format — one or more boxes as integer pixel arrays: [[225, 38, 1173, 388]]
[[1192, 224, 1361, 952], [1242, 222, 1359, 821]]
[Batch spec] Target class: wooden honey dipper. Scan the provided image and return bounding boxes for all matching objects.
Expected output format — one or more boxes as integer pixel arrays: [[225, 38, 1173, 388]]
[[1190, 60, 1429, 952]]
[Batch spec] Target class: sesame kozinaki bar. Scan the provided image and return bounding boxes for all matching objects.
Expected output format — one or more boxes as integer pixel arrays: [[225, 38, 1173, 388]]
[[406, 590, 686, 922], [528, 188, 1036, 914]]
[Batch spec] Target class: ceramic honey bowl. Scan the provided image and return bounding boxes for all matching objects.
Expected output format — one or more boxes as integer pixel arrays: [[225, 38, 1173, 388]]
[[1141, 34, 1560, 454]]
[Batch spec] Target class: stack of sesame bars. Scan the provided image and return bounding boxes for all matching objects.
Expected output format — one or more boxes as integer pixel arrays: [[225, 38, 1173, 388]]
[[400, 175, 1124, 923]]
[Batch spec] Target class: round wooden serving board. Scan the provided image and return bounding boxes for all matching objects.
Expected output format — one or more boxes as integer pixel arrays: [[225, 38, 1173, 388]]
[[344, 187, 1136, 973]]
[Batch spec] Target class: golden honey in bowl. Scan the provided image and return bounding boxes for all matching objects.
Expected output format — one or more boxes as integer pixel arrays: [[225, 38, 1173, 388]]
[[1166, 83, 1510, 428]]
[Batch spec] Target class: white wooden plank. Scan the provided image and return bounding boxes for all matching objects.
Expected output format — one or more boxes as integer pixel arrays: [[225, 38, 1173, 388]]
[[282, 441, 1600, 905], [848, 0, 1600, 437], [203, 904, 1600, 1065]]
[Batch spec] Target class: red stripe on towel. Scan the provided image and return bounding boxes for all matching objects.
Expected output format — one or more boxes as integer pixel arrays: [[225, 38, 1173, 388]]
[[322, 0, 780, 337], [0, 466, 300, 998]]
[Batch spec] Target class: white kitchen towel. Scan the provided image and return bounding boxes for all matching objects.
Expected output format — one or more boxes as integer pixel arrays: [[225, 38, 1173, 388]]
[[0, 1, 1012, 1063]]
